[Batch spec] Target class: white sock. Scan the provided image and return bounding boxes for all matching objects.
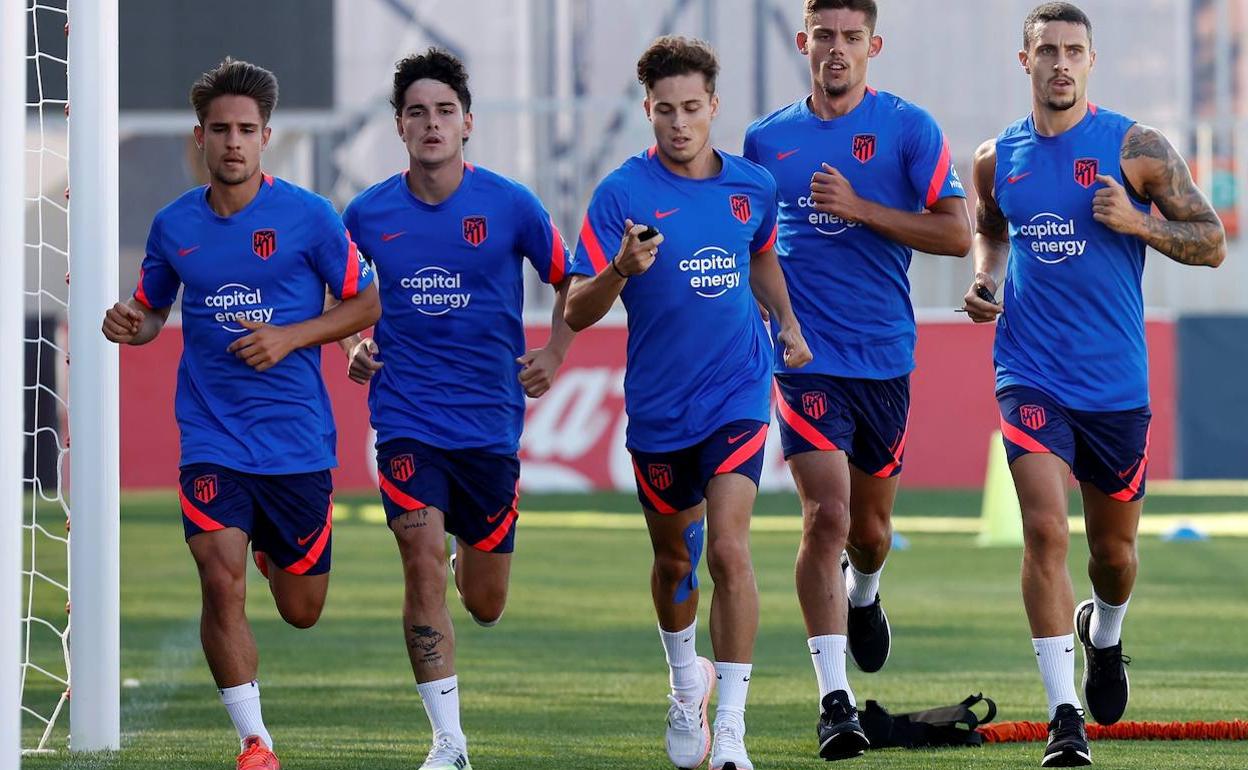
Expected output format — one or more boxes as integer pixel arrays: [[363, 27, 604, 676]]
[[846, 560, 883, 608], [1032, 635, 1081, 720], [808, 635, 855, 707], [219, 680, 272, 751], [416, 675, 465, 746], [713, 661, 752, 725], [659, 620, 700, 700], [1089, 594, 1129, 649]]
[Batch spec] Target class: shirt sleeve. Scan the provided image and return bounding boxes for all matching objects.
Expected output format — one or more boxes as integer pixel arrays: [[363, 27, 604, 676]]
[[513, 184, 570, 285], [903, 108, 966, 208], [750, 174, 780, 255], [570, 177, 628, 277], [133, 216, 181, 310], [310, 198, 374, 300], [340, 201, 370, 264]]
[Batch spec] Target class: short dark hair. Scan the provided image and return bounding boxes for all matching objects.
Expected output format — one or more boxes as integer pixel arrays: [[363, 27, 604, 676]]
[[1023, 2, 1092, 50], [189, 57, 279, 125], [391, 47, 471, 115], [805, 0, 878, 32], [636, 36, 720, 94]]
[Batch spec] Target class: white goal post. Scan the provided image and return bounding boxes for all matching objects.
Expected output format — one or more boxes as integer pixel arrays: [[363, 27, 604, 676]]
[[66, 0, 121, 753]]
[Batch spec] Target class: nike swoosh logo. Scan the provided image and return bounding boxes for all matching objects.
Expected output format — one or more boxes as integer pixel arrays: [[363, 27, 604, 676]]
[[296, 527, 321, 547], [441, 686, 457, 695], [682, 636, 692, 643], [654, 208, 680, 219], [381, 231, 407, 242], [811, 649, 821, 655], [1064, 647, 1074, 653], [177, 245, 200, 257], [1118, 458, 1143, 479], [776, 149, 801, 160], [743, 676, 750, 682], [727, 431, 751, 445], [486, 507, 508, 524], [1007, 172, 1033, 184], [716, 674, 723, 680]]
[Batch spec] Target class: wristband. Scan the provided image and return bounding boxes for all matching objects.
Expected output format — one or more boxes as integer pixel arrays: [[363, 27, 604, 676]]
[[611, 258, 629, 279]]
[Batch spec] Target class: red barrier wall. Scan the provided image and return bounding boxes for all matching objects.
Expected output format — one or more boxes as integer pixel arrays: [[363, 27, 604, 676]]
[[120, 320, 1175, 490]]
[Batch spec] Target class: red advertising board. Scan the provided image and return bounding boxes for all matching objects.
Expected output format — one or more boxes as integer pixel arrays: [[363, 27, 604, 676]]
[[120, 320, 1175, 491]]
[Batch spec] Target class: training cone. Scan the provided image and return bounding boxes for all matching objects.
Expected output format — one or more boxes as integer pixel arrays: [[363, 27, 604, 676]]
[[978, 430, 1024, 547]]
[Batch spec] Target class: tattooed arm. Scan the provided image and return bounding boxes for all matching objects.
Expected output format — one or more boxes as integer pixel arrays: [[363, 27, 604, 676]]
[[1095, 124, 1227, 267], [962, 139, 1008, 323]]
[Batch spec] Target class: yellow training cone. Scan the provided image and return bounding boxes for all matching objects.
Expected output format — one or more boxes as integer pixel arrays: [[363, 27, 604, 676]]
[[978, 430, 1024, 546]]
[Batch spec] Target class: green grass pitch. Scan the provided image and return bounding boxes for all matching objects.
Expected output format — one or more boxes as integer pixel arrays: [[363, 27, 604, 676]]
[[20, 489, 1248, 768]]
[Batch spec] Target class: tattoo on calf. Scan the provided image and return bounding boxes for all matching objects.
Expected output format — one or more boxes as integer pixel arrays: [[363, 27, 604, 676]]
[[408, 625, 447, 668]]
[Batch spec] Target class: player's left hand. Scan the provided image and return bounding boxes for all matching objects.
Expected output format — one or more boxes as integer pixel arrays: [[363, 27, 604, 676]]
[[1092, 174, 1146, 236], [228, 319, 297, 372], [777, 325, 813, 369], [810, 163, 863, 221], [517, 346, 564, 398]]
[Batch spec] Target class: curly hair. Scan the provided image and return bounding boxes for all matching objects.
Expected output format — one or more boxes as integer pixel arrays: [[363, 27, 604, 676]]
[[636, 36, 720, 93], [391, 47, 471, 115]]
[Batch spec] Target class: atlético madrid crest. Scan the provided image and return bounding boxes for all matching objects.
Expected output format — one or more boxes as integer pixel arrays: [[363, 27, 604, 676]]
[[462, 216, 488, 247], [1074, 158, 1098, 189], [1019, 405, 1047, 431], [729, 194, 752, 224], [648, 463, 673, 492], [193, 474, 218, 504], [252, 229, 277, 259], [390, 454, 415, 483], [852, 134, 877, 163]]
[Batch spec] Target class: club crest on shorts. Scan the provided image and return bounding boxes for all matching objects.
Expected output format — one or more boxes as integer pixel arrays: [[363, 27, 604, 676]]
[[802, 391, 828, 421], [1019, 404, 1047, 431], [648, 463, 674, 492], [729, 194, 752, 224], [390, 454, 416, 483], [1074, 158, 1099, 189], [251, 229, 277, 259], [462, 215, 488, 246], [193, 474, 218, 504], [852, 134, 877, 163]]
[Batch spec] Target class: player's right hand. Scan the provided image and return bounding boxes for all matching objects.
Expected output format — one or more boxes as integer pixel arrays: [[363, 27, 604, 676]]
[[101, 301, 144, 343], [612, 219, 664, 277], [347, 337, 383, 384], [961, 273, 1002, 323]]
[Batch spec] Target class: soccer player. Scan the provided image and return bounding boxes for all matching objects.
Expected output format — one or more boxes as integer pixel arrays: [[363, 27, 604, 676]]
[[565, 37, 812, 770], [100, 59, 379, 770], [962, 4, 1227, 766], [337, 49, 574, 770], [743, 0, 971, 759]]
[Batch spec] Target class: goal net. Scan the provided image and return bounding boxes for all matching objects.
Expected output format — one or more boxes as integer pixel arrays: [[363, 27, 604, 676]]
[[5, 0, 120, 761]]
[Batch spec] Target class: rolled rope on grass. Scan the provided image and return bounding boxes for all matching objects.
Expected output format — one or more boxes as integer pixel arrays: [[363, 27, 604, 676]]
[[978, 720, 1248, 742]]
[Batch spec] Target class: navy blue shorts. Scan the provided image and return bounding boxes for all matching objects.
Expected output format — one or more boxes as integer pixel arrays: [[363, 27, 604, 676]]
[[773, 373, 909, 477], [997, 386, 1151, 502], [629, 420, 768, 514], [376, 438, 520, 554], [178, 464, 334, 575]]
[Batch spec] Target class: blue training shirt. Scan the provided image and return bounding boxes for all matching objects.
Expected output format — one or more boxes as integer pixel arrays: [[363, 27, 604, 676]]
[[570, 147, 778, 453], [343, 164, 568, 454], [744, 89, 966, 379], [993, 104, 1150, 411], [135, 174, 375, 474]]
